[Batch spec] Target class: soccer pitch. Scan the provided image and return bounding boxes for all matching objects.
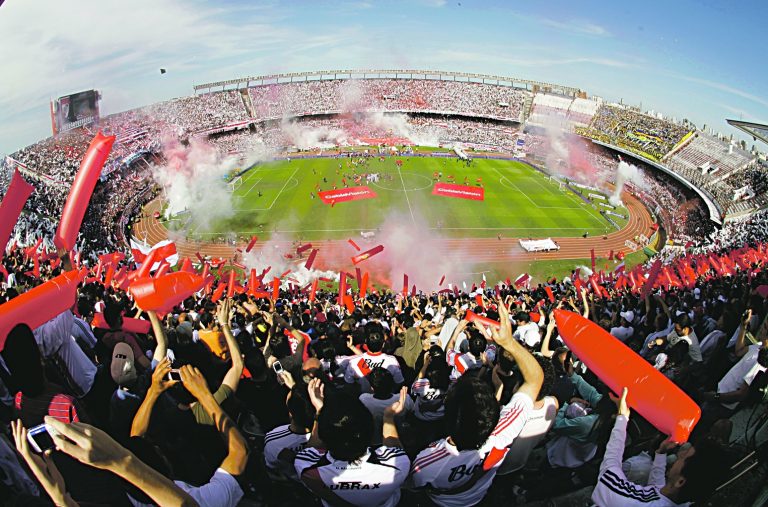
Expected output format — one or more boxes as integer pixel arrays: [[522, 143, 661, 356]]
[[184, 156, 627, 241]]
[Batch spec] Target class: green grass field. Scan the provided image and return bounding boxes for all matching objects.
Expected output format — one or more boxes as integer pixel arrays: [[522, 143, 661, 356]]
[[174, 156, 627, 241]]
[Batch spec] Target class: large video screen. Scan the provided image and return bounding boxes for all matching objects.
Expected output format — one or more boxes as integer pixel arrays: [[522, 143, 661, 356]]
[[51, 89, 100, 134]]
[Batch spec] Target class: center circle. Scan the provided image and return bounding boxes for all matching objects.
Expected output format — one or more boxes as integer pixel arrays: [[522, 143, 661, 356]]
[[371, 172, 434, 192]]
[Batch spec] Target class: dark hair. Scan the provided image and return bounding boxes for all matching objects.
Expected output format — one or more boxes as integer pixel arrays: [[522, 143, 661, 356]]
[[757, 347, 768, 368], [366, 331, 384, 353], [675, 313, 692, 331], [443, 375, 500, 450], [368, 367, 394, 397], [2, 324, 45, 396], [468, 335, 487, 358], [678, 439, 729, 502], [199, 312, 214, 329], [426, 346, 450, 390], [104, 303, 123, 330], [317, 394, 373, 462], [515, 311, 530, 323], [536, 354, 555, 401], [287, 386, 316, 430]]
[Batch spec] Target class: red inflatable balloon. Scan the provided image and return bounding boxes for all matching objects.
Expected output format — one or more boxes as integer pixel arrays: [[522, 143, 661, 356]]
[[54, 132, 116, 251], [129, 272, 206, 312], [0, 269, 87, 348], [553, 309, 700, 442], [0, 169, 35, 262], [465, 310, 500, 329], [92, 312, 151, 335]]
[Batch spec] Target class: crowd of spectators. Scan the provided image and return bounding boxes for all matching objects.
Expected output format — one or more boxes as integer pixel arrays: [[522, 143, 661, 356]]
[[1, 231, 767, 506], [578, 105, 691, 161]]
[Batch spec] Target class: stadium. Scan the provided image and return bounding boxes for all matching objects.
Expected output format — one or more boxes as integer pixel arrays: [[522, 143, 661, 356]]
[[2, 5, 768, 507]]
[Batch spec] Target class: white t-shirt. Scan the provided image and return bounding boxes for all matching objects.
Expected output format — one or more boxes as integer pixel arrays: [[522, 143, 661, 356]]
[[340, 352, 404, 388], [514, 322, 540, 348], [668, 330, 703, 363], [437, 317, 459, 349], [33, 311, 97, 398], [411, 378, 447, 421], [409, 392, 533, 507], [497, 396, 558, 475], [127, 468, 243, 507], [295, 446, 410, 507], [360, 393, 414, 446], [446, 347, 495, 380], [264, 424, 311, 481], [718, 344, 766, 409], [610, 325, 635, 343]]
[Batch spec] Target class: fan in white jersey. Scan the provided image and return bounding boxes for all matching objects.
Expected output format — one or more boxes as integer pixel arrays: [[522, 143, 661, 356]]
[[338, 330, 404, 391], [411, 346, 451, 422], [444, 320, 495, 380], [409, 300, 544, 507], [295, 379, 410, 507], [592, 388, 728, 506], [263, 375, 315, 481]]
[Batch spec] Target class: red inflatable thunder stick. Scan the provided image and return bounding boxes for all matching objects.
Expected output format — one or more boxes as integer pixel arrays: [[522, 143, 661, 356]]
[[0, 169, 35, 262], [553, 309, 700, 442], [464, 310, 500, 330], [129, 272, 206, 312], [92, 313, 151, 335], [0, 269, 87, 348], [54, 132, 116, 251], [351, 244, 384, 265]]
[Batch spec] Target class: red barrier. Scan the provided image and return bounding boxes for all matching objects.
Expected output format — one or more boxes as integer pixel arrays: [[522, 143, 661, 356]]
[[0, 169, 35, 261], [54, 132, 116, 251], [0, 269, 86, 348], [128, 272, 206, 312], [553, 309, 700, 442], [92, 312, 151, 334]]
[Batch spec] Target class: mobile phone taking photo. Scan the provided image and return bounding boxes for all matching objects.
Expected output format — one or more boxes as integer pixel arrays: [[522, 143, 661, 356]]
[[272, 361, 284, 374], [167, 369, 182, 382], [27, 423, 58, 454]]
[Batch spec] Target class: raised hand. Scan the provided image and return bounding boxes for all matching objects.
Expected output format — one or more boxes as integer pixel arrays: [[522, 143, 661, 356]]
[[178, 365, 212, 401], [385, 386, 409, 417], [308, 377, 325, 412], [11, 421, 71, 506], [150, 357, 178, 394], [45, 417, 131, 471]]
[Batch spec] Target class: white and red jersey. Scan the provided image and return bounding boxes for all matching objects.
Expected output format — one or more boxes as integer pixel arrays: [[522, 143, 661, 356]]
[[446, 346, 495, 380], [295, 446, 410, 507], [340, 351, 404, 386], [263, 424, 311, 481], [409, 392, 532, 507], [411, 378, 447, 421]]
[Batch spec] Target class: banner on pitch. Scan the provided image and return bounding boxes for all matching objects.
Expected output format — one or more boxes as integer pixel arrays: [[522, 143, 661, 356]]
[[318, 186, 377, 205], [432, 183, 484, 201]]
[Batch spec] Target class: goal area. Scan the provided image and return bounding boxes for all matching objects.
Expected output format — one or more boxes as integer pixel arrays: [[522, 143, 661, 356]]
[[228, 176, 243, 192]]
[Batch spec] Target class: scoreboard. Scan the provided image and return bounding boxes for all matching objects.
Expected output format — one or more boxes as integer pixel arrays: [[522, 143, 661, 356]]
[[50, 89, 101, 135]]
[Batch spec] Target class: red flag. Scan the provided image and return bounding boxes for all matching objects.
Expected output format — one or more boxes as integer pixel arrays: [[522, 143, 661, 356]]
[[296, 243, 312, 254], [514, 273, 530, 288], [545, 286, 555, 303], [640, 260, 662, 299]]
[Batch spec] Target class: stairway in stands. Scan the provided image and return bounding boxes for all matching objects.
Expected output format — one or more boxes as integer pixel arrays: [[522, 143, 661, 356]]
[[240, 89, 256, 118]]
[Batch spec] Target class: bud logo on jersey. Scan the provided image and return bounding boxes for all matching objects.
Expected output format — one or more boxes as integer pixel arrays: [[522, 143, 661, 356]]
[[448, 462, 482, 482], [329, 481, 381, 490]]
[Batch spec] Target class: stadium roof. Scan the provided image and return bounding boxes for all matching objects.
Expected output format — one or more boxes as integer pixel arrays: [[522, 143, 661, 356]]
[[727, 119, 768, 146]]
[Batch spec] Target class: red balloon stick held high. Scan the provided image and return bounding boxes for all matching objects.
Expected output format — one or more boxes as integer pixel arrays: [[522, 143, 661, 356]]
[[351, 245, 384, 265], [0, 169, 34, 262], [54, 132, 116, 251], [553, 309, 700, 442], [304, 249, 319, 270]]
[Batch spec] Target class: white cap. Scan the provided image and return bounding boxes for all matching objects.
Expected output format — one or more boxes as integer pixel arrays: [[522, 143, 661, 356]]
[[620, 310, 635, 324]]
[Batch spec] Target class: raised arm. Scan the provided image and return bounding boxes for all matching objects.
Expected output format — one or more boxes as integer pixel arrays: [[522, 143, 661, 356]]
[[490, 296, 544, 401], [217, 299, 244, 392], [147, 311, 167, 362], [382, 386, 408, 448], [580, 287, 589, 319], [540, 311, 558, 358], [445, 319, 468, 352], [46, 417, 196, 507], [734, 309, 753, 358], [130, 357, 177, 437], [179, 365, 249, 476]]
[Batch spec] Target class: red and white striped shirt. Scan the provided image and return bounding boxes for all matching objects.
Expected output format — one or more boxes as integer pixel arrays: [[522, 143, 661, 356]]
[[409, 392, 532, 507]]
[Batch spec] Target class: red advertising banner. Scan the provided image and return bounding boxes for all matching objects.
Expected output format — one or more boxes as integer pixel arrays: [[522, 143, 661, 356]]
[[432, 183, 484, 201], [318, 186, 377, 205]]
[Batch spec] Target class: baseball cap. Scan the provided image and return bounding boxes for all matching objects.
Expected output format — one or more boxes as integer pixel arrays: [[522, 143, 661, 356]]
[[111, 342, 137, 386], [620, 310, 635, 324]]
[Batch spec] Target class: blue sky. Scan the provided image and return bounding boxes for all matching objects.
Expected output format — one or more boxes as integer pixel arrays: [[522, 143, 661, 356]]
[[1, 0, 767, 154]]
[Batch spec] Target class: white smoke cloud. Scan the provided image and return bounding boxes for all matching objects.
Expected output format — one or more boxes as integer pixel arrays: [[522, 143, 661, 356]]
[[367, 112, 442, 147], [280, 119, 350, 150], [610, 160, 646, 206], [151, 135, 271, 231]]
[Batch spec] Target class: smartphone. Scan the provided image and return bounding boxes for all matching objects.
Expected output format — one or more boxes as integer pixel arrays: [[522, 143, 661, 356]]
[[272, 361, 284, 374], [167, 369, 182, 382], [27, 423, 58, 454]]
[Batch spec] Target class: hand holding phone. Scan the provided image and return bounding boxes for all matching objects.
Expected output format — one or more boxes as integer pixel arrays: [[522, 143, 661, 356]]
[[27, 423, 59, 454], [167, 369, 182, 382]]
